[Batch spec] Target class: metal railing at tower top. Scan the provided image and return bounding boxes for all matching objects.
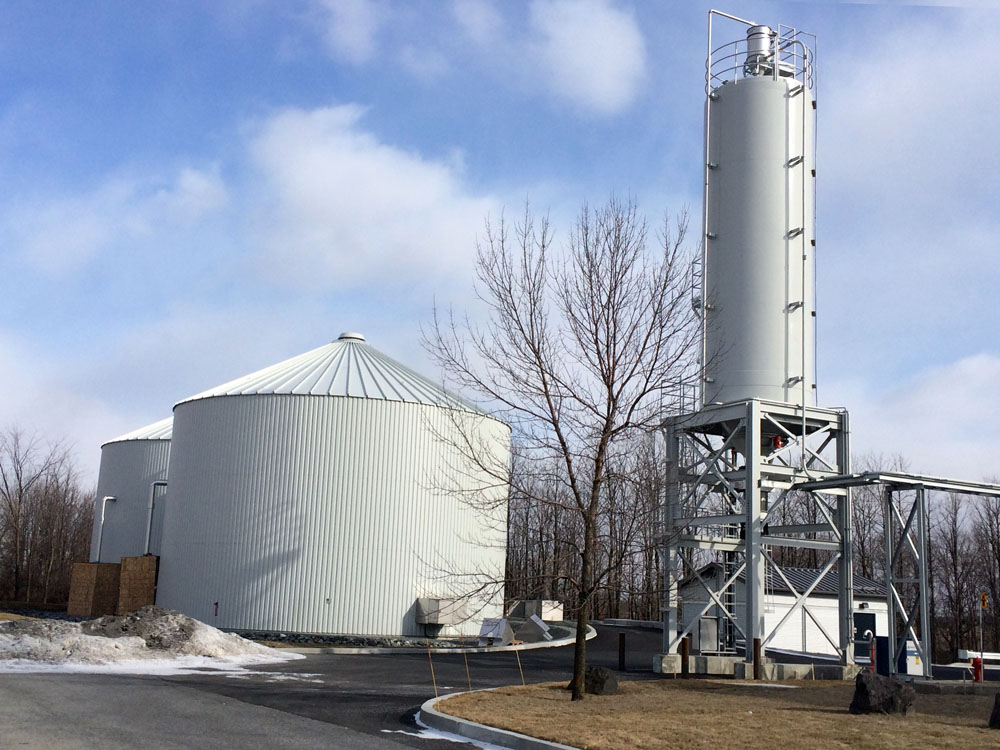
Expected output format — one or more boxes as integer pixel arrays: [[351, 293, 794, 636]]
[[706, 12, 815, 94]]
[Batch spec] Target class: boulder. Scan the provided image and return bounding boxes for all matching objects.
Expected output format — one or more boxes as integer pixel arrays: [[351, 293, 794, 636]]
[[848, 671, 915, 715], [584, 666, 619, 696], [989, 694, 1000, 729]]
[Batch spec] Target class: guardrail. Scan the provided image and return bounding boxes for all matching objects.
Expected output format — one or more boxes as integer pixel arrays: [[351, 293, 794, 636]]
[[958, 649, 1000, 662]]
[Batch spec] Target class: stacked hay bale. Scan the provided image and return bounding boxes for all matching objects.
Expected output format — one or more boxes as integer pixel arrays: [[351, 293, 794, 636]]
[[67, 562, 121, 617], [116, 556, 159, 614]]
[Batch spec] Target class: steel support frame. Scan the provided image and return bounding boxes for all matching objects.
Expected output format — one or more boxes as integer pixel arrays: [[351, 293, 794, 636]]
[[789, 464, 1000, 679], [882, 484, 933, 680], [661, 398, 854, 665]]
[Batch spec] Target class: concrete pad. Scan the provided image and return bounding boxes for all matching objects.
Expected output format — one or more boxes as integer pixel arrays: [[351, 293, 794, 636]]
[[732, 662, 861, 681], [653, 653, 743, 676]]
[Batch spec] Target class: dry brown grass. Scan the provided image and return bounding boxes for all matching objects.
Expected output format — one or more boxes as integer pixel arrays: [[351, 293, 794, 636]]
[[0, 613, 32, 622], [438, 679, 997, 749]]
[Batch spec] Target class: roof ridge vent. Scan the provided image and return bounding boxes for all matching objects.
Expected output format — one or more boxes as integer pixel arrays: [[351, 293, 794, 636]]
[[337, 332, 366, 342]]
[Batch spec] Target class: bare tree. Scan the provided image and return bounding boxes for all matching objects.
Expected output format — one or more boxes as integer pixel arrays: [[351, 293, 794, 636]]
[[425, 197, 700, 699], [974, 491, 1000, 650], [851, 452, 909, 582], [0, 426, 93, 604], [0, 428, 64, 600], [932, 493, 978, 660]]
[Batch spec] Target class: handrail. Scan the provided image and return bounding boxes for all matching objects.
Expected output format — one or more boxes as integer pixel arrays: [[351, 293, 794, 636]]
[[706, 34, 814, 95]]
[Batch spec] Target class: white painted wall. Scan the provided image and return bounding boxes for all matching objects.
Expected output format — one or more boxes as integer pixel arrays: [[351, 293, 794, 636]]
[[679, 578, 888, 657]]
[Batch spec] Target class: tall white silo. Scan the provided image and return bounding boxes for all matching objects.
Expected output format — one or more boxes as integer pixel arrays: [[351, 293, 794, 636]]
[[701, 21, 816, 406], [155, 333, 510, 637], [90, 417, 172, 562]]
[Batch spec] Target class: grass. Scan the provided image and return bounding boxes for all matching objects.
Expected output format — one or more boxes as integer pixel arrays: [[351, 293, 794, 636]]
[[0, 613, 32, 622], [438, 679, 997, 749]]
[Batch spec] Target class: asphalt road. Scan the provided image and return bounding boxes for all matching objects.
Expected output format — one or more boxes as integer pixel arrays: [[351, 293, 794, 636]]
[[0, 625, 664, 750]]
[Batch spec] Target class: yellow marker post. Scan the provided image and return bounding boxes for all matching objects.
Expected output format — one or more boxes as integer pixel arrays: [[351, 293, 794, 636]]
[[427, 643, 438, 698]]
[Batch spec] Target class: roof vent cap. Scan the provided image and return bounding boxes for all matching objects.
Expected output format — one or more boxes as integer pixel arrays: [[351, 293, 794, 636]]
[[337, 332, 366, 342]]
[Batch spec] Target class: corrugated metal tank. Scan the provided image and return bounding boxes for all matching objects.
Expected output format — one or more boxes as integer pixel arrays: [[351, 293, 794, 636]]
[[90, 417, 172, 562], [155, 333, 510, 637], [702, 41, 816, 406]]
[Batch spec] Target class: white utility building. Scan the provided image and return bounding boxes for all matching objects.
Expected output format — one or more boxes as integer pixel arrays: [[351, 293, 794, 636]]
[[679, 564, 887, 658], [90, 417, 172, 563], [154, 333, 510, 637]]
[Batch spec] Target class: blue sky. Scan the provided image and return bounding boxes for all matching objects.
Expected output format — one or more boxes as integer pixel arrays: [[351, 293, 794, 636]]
[[1, 0, 998, 483]]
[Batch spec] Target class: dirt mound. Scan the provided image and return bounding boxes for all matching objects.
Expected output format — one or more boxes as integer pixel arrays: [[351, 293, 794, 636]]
[[81, 606, 200, 650]]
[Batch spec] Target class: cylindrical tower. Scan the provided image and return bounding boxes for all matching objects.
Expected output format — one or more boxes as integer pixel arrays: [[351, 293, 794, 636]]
[[155, 333, 510, 637], [701, 21, 816, 406], [90, 417, 172, 562]]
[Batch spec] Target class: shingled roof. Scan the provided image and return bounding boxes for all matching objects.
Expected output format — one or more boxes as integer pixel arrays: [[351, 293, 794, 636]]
[[681, 563, 886, 598]]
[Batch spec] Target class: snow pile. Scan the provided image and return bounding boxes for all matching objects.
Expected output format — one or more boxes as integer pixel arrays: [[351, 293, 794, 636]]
[[0, 606, 302, 674], [79, 606, 277, 657]]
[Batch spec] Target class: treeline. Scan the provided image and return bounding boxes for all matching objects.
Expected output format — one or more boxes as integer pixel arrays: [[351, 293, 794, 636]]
[[506, 445, 1000, 662], [770, 453, 1000, 662], [0, 427, 94, 605], [505, 435, 663, 622]]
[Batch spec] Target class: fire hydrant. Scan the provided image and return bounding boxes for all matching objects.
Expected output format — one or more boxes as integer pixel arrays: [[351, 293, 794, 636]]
[[973, 657, 984, 683]]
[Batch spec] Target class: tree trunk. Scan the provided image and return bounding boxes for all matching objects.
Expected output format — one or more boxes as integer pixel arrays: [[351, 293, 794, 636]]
[[571, 516, 596, 700]]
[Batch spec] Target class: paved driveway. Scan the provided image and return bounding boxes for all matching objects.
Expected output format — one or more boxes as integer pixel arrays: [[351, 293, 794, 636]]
[[1, 626, 663, 749]]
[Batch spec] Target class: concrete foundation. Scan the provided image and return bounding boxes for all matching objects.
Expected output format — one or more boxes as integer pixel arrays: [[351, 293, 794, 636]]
[[653, 653, 744, 676], [732, 662, 861, 681], [654, 653, 861, 681]]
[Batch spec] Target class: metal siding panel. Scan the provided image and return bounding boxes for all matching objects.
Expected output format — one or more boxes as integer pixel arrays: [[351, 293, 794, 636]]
[[101, 417, 173, 445], [148, 488, 168, 556], [177, 338, 494, 417], [91, 439, 171, 562], [156, 394, 509, 636], [704, 76, 815, 405]]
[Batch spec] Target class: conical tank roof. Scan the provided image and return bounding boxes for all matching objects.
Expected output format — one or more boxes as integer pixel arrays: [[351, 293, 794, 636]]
[[102, 417, 173, 447], [176, 332, 490, 416]]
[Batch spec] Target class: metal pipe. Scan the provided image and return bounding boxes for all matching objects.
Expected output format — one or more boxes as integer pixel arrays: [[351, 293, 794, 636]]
[[94, 495, 116, 562], [144, 481, 168, 555], [709, 9, 756, 27]]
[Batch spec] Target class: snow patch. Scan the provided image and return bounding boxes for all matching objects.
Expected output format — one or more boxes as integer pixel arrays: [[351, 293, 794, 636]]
[[0, 606, 303, 675], [412, 712, 516, 749], [383, 727, 512, 749]]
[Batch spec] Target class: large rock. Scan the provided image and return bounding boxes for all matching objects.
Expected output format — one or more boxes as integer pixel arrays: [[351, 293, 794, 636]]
[[989, 694, 1000, 729], [849, 671, 915, 715], [584, 666, 619, 696]]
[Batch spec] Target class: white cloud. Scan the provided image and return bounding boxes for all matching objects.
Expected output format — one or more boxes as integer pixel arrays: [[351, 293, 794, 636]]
[[453, 0, 504, 46], [5, 166, 228, 276], [316, 0, 384, 65], [0, 302, 325, 484], [826, 353, 1000, 481], [0, 333, 133, 485], [304, 0, 646, 114], [816, 12, 1000, 388], [823, 16, 999, 219], [246, 104, 497, 290], [398, 45, 449, 80], [154, 167, 229, 222], [528, 0, 646, 115]]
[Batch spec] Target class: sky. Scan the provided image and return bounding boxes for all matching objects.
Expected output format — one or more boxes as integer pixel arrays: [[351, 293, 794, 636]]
[[1, 0, 998, 485]]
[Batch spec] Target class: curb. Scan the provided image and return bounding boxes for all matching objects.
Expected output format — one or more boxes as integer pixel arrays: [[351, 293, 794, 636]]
[[601, 618, 661, 630], [280, 625, 596, 656], [418, 690, 581, 750]]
